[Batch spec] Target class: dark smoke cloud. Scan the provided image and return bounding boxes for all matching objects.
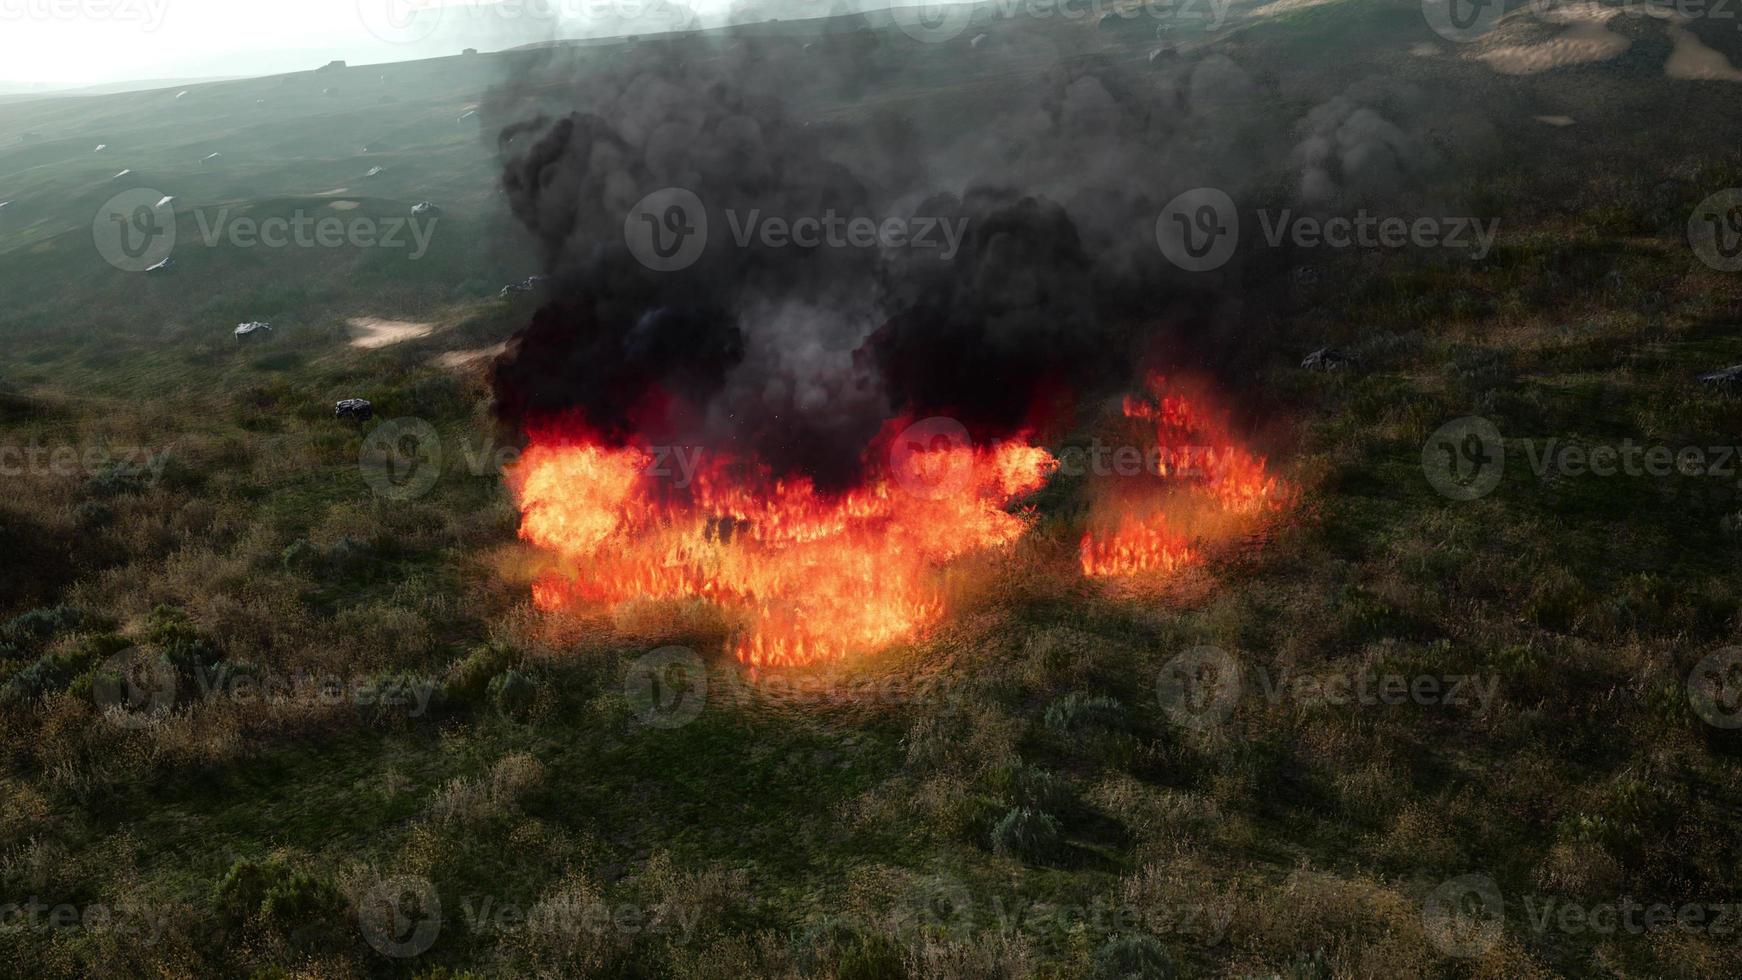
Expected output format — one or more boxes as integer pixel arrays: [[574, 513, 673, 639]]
[[484, 25, 1376, 490]]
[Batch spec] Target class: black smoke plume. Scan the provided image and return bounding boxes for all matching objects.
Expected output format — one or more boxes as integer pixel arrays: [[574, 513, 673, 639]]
[[484, 25, 1292, 490]]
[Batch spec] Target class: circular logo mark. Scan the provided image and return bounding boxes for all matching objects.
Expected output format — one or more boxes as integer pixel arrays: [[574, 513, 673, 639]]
[[625, 646, 708, 729], [1689, 189, 1742, 274], [625, 187, 707, 272], [358, 875, 441, 958], [1157, 646, 1242, 730], [903, 873, 976, 935], [889, 416, 975, 501], [1156, 188, 1238, 272], [93, 188, 176, 273], [92, 647, 176, 728], [1422, 417, 1504, 500], [360, 418, 443, 501], [892, 1, 974, 43], [1688, 647, 1742, 729], [1422, 874, 1504, 958], [358, 0, 444, 45], [1422, 0, 1504, 42]]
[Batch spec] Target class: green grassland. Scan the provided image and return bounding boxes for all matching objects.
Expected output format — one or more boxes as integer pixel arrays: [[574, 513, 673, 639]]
[[3, 2, 1742, 977]]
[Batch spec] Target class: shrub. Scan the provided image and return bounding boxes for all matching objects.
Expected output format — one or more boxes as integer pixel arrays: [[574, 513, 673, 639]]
[[1092, 934, 1178, 980], [996, 763, 1075, 813], [212, 854, 343, 934], [794, 921, 909, 980], [488, 668, 537, 718], [1044, 693, 1128, 735], [444, 643, 514, 705], [990, 807, 1062, 862], [0, 605, 83, 650]]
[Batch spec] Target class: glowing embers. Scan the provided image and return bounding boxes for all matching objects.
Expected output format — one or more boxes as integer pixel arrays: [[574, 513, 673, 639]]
[[508, 430, 1055, 668], [1078, 374, 1291, 579]]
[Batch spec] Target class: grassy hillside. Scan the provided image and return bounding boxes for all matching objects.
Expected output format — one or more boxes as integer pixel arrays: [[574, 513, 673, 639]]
[[3, 3, 1742, 978]]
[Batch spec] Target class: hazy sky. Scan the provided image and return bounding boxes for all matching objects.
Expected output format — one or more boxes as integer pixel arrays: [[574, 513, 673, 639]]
[[0, 0, 750, 87]]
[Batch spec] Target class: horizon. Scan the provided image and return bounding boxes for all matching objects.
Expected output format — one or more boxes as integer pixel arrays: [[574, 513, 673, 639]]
[[0, 0, 863, 89]]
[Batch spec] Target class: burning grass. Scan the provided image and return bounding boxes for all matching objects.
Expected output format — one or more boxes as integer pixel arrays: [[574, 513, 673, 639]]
[[507, 375, 1294, 667]]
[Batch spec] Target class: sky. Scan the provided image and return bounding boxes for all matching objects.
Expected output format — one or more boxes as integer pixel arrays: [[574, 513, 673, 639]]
[[0, 0, 760, 88]]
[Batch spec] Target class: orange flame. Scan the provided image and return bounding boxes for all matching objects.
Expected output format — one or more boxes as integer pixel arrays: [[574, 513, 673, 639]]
[[507, 428, 1055, 667], [508, 376, 1288, 665], [1078, 374, 1290, 578]]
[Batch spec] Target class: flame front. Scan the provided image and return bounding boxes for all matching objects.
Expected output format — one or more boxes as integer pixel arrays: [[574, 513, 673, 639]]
[[508, 432, 1055, 667], [1079, 374, 1291, 579], [508, 377, 1289, 666]]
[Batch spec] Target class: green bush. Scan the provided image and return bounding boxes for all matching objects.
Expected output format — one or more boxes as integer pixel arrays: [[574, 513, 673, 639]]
[[1092, 934, 1178, 980], [990, 807, 1062, 862], [1044, 693, 1128, 735], [445, 643, 515, 705], [488, 669, 537, 718], [213, 855, 343, 934]]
